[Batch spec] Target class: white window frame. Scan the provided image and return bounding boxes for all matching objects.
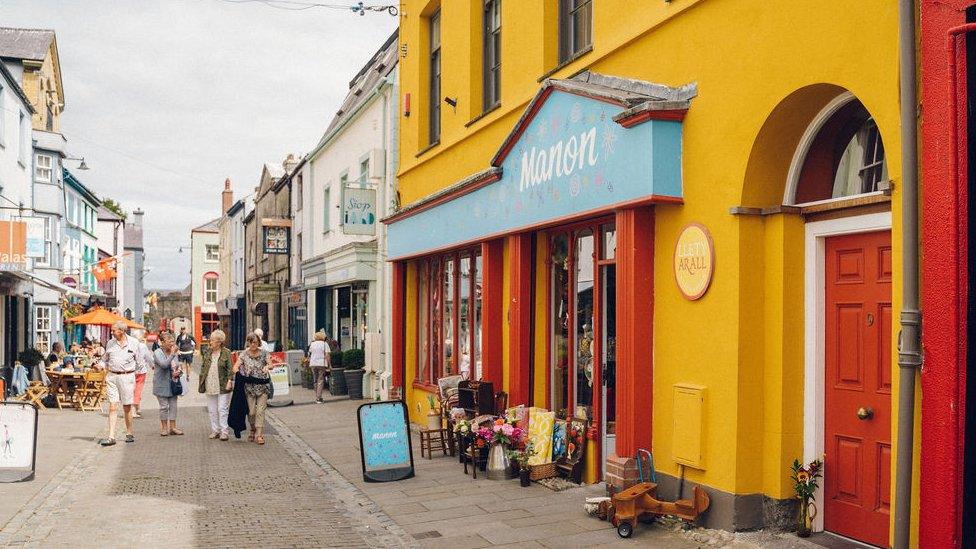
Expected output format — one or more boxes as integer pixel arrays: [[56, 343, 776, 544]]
[[205, 244, 219, 262], [36, 217, 52, 267], [35, 305, 52, 354], [35, 153, 53, 183], [204, 275, 218, 304]]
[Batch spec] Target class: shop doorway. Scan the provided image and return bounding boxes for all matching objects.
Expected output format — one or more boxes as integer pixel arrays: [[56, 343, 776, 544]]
[[550, 220, 616, 479], [822, 230, 892, 547]]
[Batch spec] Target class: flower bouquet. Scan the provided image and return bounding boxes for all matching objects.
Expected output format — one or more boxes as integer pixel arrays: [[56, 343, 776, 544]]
[[790, 458, 823, 537]]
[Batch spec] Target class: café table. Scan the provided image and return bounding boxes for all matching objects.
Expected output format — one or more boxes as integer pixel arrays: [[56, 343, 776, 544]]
[[45, 369, 86, 410]]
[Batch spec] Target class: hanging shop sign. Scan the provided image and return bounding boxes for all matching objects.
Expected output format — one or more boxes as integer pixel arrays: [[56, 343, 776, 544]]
[[0, 221, 27, 270], [262, 226, 290, 254], [342, 186, 377, 236], [386, 87, 685, 259], [674, 223, 714, 300], [20, 218, 46, 259], [252, 283, 280, 303], [61, 276, 78, 289], [0, 401, 38, 483], [357, 400, 415, 482]]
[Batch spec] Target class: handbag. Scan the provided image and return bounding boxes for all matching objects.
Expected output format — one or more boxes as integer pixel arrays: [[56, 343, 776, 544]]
[[170, 376, 184, 396]]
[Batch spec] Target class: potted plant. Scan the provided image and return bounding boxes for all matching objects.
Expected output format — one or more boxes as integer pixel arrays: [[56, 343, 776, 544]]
[[454, 419, 473, 463], [790, 458, 823, 537], [343, 349, 366, 399], [426, 394, 442, 430], [485, 417, 526, 480], [329, 351, 346, 396], [508, 441, 536, 487]]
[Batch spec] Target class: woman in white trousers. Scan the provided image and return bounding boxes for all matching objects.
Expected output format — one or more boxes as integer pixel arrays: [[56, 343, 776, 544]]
[[199, 330, 233, 440]]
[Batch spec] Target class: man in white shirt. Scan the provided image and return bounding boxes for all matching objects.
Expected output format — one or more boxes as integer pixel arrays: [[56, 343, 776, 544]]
[[99, 321, 146, 447], [254, 328, 274, 353]]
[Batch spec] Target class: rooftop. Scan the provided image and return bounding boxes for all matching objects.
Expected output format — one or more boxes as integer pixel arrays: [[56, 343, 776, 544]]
[[191, 217, 221, 234], [0, 27, 55, 61]]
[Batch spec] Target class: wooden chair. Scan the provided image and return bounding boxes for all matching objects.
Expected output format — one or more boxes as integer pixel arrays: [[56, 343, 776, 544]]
[[18, 381, 48, 409], [76, 370, 107, 411]]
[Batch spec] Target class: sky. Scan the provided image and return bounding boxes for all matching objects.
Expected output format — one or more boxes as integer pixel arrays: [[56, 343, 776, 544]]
[[0, 0, 397, 290]]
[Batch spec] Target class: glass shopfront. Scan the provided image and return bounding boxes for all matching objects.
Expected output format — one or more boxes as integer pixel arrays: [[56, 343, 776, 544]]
[[550, 220, 616, 469], [416, 248, 483, 386]]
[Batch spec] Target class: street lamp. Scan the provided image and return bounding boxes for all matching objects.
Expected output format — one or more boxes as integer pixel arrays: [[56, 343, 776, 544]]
[[65, 156, 89, 170]]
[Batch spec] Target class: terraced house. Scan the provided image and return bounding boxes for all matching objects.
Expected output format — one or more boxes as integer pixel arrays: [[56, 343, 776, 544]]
[[386, 1, 917, 545]]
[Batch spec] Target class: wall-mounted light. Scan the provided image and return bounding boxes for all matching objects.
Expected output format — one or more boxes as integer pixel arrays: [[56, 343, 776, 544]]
[[66, 156, 89, 170], [444, 96, 458, 112]]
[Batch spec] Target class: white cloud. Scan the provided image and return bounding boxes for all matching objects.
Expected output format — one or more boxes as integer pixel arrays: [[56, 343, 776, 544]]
[[1, 0, 397, 288]]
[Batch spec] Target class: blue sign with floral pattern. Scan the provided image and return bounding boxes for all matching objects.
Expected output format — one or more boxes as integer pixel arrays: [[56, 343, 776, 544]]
[[387, 89, 683, 259], [357, 400, 414, 482]]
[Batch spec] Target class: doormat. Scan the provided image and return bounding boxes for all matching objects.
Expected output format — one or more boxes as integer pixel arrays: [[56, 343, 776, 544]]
[[535, 477, 579, 492]]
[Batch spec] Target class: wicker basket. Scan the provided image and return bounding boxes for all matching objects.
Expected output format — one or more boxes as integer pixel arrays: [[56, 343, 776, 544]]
[[529, 462, 556, 481]]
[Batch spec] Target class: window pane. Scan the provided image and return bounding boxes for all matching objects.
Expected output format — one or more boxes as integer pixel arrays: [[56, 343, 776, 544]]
[[430, 259, 441, 378], [601, 224, 616, 260], [574, 229, 594, 417], [419, 262, 430, 384], [602, 265, 616, 435], [459, 256, 471, 377], [442, 257, 454, 375], [551, 234, 570, 415], [474, 253, 483, 379]]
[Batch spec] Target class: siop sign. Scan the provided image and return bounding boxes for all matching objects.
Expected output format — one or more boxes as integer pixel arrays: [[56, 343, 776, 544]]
[[342, 186, 377, 236], [519, 126, 599, 192]]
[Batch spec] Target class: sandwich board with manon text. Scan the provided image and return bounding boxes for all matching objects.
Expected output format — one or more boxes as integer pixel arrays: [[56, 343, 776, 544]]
[[357, 400, 414, 482], [0, 401, 38, 482]]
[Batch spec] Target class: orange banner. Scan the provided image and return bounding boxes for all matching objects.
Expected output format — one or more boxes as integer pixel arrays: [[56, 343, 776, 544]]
[[0, 221, 27, 268]]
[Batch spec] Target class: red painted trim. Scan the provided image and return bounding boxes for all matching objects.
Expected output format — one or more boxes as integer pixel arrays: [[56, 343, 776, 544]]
[[384, 171, 502, 225], [481, 240, 504, 387], [412, 381, 438, 393], [193, 306, 202, 345], [616, 109, 688, 128], [391, 261, 406, 390], [387, 194, 683, 262], [919, 4, 971, 547], [614, 207, 654, 457], [544, 233, 553, 410], [508, 233, 533, 405]]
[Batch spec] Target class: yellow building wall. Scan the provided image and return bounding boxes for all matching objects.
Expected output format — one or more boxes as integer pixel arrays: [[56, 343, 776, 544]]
[[20, 45, 63, 132], [395, 0, 913, 539]]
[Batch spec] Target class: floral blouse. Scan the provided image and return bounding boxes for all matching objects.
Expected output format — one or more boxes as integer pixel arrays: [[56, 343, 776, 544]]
[[239, 350, 271, 397]]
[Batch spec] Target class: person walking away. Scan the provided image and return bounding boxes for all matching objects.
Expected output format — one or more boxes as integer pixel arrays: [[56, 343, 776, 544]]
[[99, 321, 145, 447], [152, 333, 184, 436], [175, 327, 195, 382], [307, 331, 331, 403], [132, 336, 153, 418], [230, 333, 273, 444], [200, 330, 233, 440]]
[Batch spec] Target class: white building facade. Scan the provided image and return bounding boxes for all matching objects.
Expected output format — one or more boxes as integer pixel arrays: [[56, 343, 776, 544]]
[[190, 218, 220, 343], [299, 31, 398, 396]]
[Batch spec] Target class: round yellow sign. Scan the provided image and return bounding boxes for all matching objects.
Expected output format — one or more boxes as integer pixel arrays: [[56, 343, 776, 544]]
[[674, 223, 714, 300]]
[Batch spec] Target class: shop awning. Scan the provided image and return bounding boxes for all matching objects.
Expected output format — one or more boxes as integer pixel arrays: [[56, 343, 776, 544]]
[[384, 71, 696, 260], [4, 268, 91, 298]]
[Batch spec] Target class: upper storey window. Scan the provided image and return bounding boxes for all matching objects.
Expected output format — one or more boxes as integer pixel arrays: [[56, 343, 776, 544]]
[[559, 0, 592, 64]]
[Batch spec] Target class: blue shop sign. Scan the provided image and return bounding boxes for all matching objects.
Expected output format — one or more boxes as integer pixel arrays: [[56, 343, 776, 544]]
[[357, 400, 415, 482], [387, 87, 684, 259]]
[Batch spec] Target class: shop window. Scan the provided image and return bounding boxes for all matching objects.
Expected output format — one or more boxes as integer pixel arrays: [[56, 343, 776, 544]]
[[35, 305, 51, 354], [429, 9, 442, 145], [483, 0, 502, 110], [558, 0, 592, 64], [416, 248, 483, 385], [793, 98, 889, 204]]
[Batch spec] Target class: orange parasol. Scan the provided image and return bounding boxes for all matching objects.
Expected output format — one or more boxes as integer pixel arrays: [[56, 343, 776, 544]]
[[67, 307, 145, 330]]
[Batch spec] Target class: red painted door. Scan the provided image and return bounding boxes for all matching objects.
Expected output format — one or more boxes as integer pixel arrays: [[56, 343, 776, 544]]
[[824, 231, 892, 547]]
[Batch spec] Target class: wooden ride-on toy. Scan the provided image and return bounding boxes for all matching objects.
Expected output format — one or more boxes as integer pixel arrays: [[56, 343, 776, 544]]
[[610, 482, 711, 538]]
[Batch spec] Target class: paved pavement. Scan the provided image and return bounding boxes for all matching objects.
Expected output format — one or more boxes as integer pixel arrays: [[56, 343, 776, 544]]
[[0, 363, 826, 549]]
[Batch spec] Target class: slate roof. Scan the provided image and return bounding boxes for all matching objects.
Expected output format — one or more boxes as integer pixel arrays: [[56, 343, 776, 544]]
[[0, 28, 55, 61], [311, 30, 398, 157], [97, 205, 123, 222], [191, 217, 221, 234]]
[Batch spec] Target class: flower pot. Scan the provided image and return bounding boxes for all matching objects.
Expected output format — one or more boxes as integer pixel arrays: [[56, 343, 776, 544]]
[[427, 413, 442, 430], [519, 468, 531, 487], [329, 368, 347, 396], [486, 443, 515, 480], [796, 497, 816, 538], [344, 368, 365, 399]]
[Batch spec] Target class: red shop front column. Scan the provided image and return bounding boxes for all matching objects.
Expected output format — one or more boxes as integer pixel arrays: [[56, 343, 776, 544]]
[[606, 206, 654, 495], [508, 233, 533, 406], [481, 240, 504, 388], [391, 261, 407, 391]]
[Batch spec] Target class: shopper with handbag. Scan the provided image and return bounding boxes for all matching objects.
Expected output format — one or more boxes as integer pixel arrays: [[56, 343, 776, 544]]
[[307, 331, 332, 403], [199, 329, 233, 440], [152, 332, 184, 437], [231, 333, 273, 445]]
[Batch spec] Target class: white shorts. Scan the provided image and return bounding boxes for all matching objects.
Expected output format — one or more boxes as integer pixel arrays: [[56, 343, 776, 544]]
[[106, 372, 136, 405]]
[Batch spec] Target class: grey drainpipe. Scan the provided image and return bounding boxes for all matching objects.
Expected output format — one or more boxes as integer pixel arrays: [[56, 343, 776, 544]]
[[894, 0, 922, 547]]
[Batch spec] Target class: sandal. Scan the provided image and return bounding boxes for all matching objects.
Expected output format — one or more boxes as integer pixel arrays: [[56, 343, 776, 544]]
[[255, 435, 265, 445], [209, 432, 219, 439], [169, 429, 184, 436], [99, 438, 116, 446], [247, 431, 255, 442]]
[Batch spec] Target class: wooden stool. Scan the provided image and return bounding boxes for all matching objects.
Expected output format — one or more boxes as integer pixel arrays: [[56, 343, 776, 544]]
[[419, 427, 449, 459]]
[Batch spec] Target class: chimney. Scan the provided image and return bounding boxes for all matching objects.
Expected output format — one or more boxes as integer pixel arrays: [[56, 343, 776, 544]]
[[283, 154, 298, 175], [222, 178, 234, 214], [132, 209, 144, 226]]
